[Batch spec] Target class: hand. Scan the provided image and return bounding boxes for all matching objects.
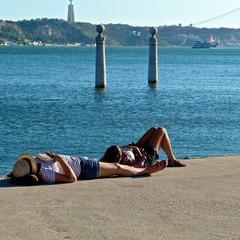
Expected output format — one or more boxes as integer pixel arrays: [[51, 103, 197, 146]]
[[131, 146, 142, 157], [139, 148, 146, 154], [139, 153, 147, 162]]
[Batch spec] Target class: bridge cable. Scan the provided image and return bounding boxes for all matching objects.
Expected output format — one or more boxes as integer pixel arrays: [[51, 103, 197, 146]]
[[193, 6, 240, 26]]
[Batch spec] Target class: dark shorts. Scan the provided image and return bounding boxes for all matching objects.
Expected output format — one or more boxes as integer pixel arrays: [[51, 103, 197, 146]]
[[144, 144, 159, 166], [131, 142, 159, 166], [78, 158, 100, 180]]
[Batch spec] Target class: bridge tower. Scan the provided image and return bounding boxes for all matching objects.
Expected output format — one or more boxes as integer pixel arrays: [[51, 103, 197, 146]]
[[67, 0, 75, 23]]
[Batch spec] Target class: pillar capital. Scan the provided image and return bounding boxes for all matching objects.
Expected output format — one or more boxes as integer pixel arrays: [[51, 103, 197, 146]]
[[149, 27, 157, 37], [96, 25, 105, 36]]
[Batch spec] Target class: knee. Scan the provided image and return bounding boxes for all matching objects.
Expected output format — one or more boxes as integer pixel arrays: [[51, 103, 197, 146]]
[[157, 127, 166, 134], [115, 163, 121, 169], [114, 163, 124, 174], [149, 127, 157, 132]]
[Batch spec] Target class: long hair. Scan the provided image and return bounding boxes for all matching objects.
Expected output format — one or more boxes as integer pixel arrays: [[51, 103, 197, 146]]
[[102, 145, 121, 163]]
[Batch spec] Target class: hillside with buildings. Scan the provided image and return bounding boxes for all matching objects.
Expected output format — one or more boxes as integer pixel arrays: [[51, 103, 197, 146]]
[[1, 18, 240, 46]]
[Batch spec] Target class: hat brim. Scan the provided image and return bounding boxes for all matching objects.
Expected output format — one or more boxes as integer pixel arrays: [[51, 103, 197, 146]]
[[13, 154, 38, 178], [19, 154, 35, 161]]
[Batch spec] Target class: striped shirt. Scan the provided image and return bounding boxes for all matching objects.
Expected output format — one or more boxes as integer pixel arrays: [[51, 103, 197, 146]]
[[38, 155, 87, 184]]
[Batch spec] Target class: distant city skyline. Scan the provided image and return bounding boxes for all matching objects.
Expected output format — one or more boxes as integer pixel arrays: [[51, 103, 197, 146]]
[[1, 0, 240, 28]]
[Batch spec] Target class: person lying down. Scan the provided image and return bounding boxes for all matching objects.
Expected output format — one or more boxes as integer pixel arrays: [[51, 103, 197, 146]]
[[8, 152, 167, 185]]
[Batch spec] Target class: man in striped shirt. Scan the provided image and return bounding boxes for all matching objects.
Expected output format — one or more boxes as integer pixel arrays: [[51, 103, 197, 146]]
[[11, 152, 167, 185]]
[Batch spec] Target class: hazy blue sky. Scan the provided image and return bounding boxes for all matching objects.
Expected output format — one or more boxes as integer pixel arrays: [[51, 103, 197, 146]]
[[1, 0, 240, 28]]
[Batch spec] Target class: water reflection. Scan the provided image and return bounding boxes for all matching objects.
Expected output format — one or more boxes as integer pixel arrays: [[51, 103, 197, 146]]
[[95, 88, 106, 102], [148, 82, 158, 90]]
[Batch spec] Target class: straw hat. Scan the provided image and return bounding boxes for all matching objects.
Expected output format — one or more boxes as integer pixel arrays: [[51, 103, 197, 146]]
[[13, 154, 38, 178]]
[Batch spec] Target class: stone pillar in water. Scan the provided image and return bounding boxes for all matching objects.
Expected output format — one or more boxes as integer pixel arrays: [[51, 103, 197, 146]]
[[95, 25, 106, 88], [148, 27, 158, 84]]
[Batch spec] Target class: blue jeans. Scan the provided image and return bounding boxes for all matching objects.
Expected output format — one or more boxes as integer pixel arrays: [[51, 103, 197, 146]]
[[78, 158, 100, 180]]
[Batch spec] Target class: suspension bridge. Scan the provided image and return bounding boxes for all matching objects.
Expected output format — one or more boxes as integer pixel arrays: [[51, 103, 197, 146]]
[[192, 6, 240, 28]]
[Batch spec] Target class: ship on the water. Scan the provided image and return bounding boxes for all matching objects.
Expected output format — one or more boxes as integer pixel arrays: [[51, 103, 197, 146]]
[[192, 35, 218, 49]]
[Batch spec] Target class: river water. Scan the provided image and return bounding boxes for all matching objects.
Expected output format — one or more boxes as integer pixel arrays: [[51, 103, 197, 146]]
[[0, 46, 239, 174]]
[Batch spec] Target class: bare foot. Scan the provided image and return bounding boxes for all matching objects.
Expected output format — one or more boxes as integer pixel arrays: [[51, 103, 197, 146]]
[[167, 159, 186, 167], [146, 160, 167, 174]]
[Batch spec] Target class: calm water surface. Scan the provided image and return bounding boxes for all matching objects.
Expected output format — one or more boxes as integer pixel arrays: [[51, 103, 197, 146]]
[[0, 46, 240, 174]]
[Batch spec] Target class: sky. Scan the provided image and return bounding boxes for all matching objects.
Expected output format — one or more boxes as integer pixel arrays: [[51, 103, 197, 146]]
[[1, 0, 240, 28]]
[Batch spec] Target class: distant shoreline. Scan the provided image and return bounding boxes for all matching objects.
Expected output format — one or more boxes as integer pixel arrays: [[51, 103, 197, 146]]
[[1, 18, 240, 47], [1, 45, 240, 50]]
